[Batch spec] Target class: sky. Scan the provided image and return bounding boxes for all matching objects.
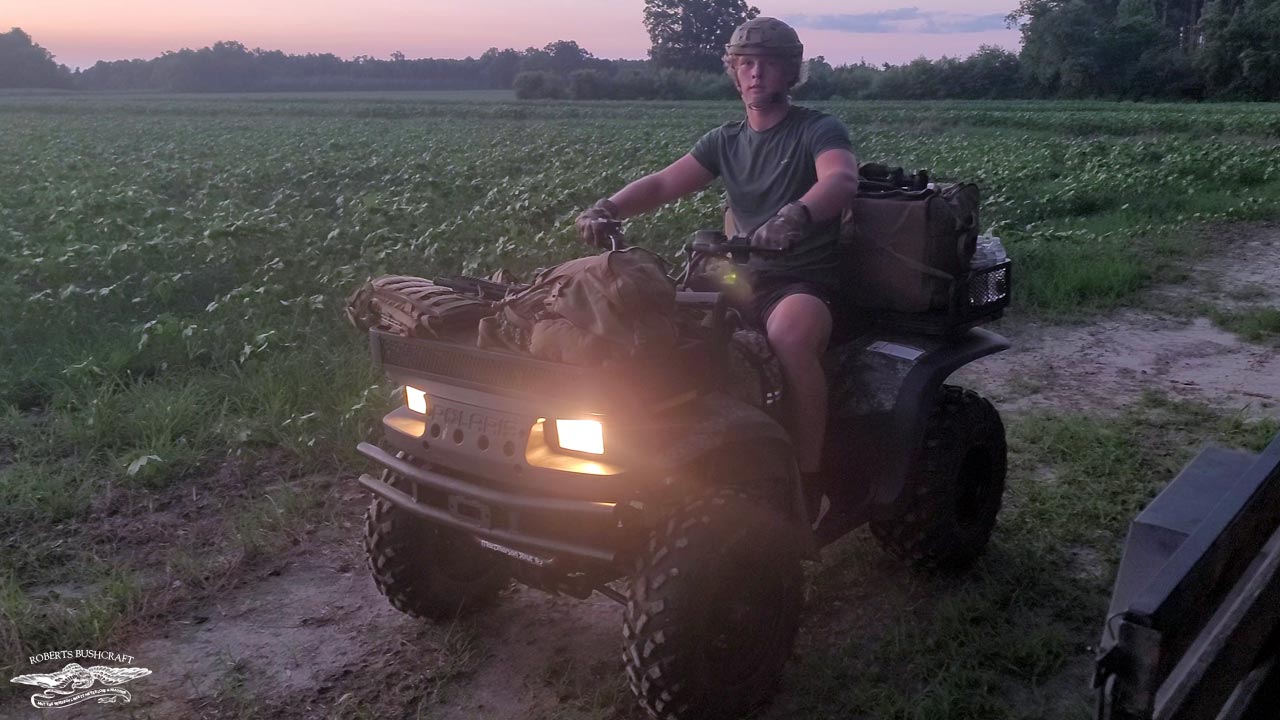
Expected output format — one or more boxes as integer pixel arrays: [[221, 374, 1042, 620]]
[[7, 1, 1024, 71]]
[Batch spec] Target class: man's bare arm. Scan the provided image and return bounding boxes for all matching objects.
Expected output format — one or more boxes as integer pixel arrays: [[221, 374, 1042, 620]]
[[798, 148, 859, 223], [607, 154, 716, 218]]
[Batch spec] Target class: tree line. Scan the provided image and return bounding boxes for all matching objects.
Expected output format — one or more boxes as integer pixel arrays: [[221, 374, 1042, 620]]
[[1013, 0, 1280, 99], [2, 0, 1278, 100]]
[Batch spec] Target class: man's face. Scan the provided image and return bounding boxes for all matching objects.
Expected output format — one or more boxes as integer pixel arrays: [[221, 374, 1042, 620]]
[[733, 55, 791, 105]]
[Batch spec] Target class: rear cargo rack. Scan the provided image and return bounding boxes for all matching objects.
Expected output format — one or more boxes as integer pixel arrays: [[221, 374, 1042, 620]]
[[863, 260, 1012, 336]]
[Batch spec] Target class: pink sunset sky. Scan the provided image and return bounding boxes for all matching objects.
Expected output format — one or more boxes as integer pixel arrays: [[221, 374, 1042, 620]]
[[10, 1, 1024, 71]]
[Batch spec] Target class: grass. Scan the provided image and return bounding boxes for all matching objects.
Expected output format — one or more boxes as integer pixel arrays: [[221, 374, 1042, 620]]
[[1013, 237, 1151, 315], [213, 654, 258, 718], [778, 539, 1094, 719], [763, 393, 1278, 720], [0, 468, 348, 698], [533, 655, 637, 720], [229, 479, 333, 561], [0, 565, 144, 671], [1226, 284, 1268, 302], [1209, 306, 1280, 342], [325, 620, 482, 720]]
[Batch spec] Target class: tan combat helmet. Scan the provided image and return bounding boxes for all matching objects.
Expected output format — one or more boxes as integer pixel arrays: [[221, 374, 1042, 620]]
[[724, 17, 804, 59]]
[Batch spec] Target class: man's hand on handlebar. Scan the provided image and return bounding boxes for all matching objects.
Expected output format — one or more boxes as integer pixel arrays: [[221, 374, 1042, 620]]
[[749, 201, 810, 252], [575, 198, 622, 249]]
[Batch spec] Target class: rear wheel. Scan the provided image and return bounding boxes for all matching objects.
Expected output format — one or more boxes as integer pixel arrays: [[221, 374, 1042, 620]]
[[623, 489, 803, 720], [871, 385, 1006, 571], [364, 470, 507, 620]]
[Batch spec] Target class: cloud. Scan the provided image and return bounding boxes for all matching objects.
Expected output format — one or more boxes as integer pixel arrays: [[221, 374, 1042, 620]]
[[785, 8, 1009, 35]]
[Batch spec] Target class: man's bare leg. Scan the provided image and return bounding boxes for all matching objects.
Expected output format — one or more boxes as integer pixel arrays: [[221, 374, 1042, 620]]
[[764, 293, 832, 474]]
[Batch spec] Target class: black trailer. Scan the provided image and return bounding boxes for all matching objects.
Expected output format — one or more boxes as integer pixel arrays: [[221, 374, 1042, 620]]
[[1095, 430, 1280, 720]]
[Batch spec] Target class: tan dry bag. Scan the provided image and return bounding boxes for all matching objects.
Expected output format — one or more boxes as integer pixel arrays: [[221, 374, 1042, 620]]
[[839, 181, 980, 313]]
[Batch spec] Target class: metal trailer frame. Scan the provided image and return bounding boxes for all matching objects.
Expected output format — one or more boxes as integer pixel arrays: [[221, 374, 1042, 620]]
[[1096, 431, 1280, 720]]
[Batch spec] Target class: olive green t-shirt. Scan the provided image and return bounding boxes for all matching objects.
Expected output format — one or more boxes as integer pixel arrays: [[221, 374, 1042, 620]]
[[690, 105, 854, 287]]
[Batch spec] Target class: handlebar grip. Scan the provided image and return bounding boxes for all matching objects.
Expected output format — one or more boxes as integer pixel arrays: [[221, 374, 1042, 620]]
[[685, 232, 758, 256]]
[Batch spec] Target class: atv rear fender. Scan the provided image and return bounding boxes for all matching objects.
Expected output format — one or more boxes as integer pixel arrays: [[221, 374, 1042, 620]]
[[826, 327, 1009, 514]]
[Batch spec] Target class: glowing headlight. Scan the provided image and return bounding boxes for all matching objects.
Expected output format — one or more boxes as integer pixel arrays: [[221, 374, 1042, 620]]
[[405, 386, 430, 415], [555, 419, 604, 455]]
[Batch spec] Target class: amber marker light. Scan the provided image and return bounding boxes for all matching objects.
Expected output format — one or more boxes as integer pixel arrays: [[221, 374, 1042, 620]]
[[405, 386, 430, 415], [554, 418, 604, 455]]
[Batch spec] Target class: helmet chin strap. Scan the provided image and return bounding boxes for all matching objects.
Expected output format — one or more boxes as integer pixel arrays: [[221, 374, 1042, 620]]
[[747, 91, 788, 111]]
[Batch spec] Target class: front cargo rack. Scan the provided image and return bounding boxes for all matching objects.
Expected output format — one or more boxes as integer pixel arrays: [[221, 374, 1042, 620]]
[[370, 330, 714, 411]]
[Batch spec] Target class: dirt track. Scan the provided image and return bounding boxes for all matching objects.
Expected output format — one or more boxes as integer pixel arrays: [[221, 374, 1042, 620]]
[[6, 225, 1278, 720], [957, 225, 1280, 418]]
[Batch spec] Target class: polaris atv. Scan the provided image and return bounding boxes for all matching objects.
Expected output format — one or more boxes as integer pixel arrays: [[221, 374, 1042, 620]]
[[354, 230, 1012, 720]]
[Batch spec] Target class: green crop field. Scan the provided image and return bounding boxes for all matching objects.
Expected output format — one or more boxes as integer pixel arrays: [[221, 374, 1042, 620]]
[[2, 93, 1280, 718]]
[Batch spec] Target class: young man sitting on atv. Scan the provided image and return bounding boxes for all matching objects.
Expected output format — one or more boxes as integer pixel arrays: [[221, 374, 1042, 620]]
[[575, 17, 860, 502]]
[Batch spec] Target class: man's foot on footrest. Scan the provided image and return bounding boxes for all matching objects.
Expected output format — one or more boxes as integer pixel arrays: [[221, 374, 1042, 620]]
[[803, 472, 830, 530], [811, 494, 830, 531]]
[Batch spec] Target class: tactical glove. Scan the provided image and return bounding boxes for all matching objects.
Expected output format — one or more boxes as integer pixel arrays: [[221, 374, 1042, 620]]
[[575, 198, 621, 249], [749, 202, 811, 251]]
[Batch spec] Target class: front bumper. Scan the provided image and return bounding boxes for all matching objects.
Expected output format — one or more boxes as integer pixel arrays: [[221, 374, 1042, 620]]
[[356, 442, 625, 564]]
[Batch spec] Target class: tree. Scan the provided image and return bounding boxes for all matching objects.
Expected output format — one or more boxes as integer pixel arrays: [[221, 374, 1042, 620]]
[[1198, 0, 1280, 98], [542, 40, 594, 76], [959, 46, 1024, 98], [1010, 0, 1218, 97], [512, 70, 565, 99], [0, 27, 72, 88], [569, 68, 608, 99], [644, 0, 759, 73], [873, 56, 952, 99], [830, 62, 879, 99], [1103, 0, 1189, 96], [794, 56, 835, 99], [480, 47, 521, 88], [1013, 0, 1112, 95]]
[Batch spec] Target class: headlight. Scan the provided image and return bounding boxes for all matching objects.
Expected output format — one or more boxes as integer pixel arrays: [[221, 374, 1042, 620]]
[[405, 386, 430, 415], [554, 418, 604, 455]]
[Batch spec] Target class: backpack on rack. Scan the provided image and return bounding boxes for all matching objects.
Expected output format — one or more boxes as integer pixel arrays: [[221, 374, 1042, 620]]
[[477, 247, 679, 366], [839, 163, 981, 314], [345, 276, 494, 342]]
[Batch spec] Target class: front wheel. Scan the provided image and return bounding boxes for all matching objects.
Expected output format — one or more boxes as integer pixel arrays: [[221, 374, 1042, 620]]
[[364, 471, 508, 620], [623, 489, 803, 720], [871, 385, 1007, 571]]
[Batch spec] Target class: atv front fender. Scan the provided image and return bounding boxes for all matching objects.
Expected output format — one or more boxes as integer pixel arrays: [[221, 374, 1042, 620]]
[[643, 392, 816, 557]]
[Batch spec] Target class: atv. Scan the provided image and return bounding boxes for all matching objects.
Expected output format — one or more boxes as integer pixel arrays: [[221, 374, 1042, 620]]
[[354, 229, 1012, 720]]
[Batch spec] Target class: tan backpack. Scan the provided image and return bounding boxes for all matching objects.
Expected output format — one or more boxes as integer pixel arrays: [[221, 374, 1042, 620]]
[[345, 276, 494, 342], [839, 165, 981, 313], [478, 248, 679, 366]]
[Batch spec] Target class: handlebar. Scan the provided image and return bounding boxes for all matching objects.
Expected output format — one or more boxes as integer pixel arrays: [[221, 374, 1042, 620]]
[[684, 230, 782, 265], [589, 221, 778, 260], [686, 232, 748, 256]]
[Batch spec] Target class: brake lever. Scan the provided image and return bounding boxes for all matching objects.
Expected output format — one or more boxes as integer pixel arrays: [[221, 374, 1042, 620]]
[[591, 219, 627, 252]]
